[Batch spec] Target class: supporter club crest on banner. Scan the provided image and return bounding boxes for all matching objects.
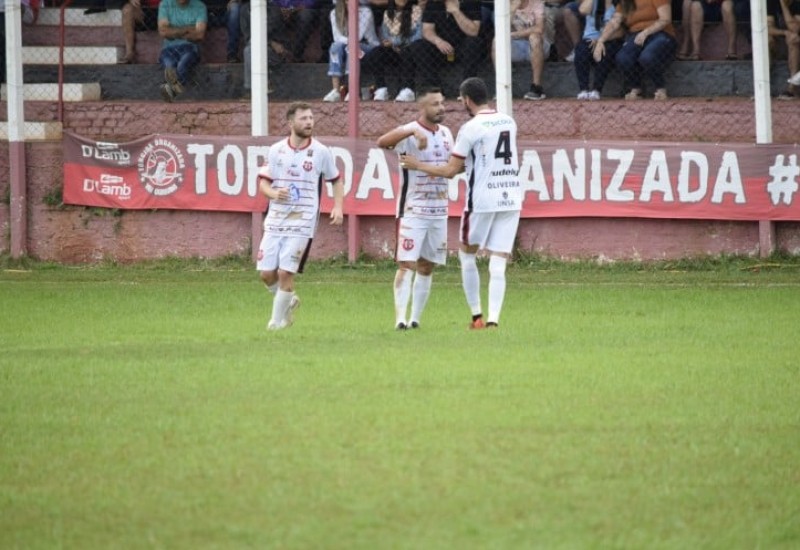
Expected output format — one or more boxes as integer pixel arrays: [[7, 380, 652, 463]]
[[137, 138, 186, 197]]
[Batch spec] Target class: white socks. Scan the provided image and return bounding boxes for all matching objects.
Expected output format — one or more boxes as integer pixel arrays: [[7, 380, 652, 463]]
[[394, 268, 412, 325], [459, 250, 482, 316], [270, 289, 293, 327], [487, 255, 507, 324], [410, 273, 432, 325]]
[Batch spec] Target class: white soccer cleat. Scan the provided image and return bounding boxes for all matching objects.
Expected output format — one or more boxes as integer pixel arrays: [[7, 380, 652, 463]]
[[395, 88, 416, 102], [267, 320, 285, 331], [373, 87, 389, 101]]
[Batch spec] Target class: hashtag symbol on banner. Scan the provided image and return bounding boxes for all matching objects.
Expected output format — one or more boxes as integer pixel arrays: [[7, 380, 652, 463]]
[[766, 154, 800, 206]]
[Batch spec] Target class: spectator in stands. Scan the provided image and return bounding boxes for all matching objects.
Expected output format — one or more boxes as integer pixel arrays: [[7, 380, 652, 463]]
[[322, 0, 381, 101], [561, 1, 586, 62], [574, 0, 621, 99], [240, 0, 287, 97], [118, 0, 161, 64], [202, 0, 242, 62], [677, 0, 737, 61], [768, 0, 800, 99], [361, 0, 425, 101], [406, 0, 486, 98], [594, 0, 676, 100], [158, 0, 208, 101], [272, 0, 321, 62], [492, 0, 550, 100]]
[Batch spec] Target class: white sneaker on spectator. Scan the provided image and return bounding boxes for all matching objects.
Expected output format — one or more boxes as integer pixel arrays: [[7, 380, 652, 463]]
[[323, 88, 341, 102], [565, 50, 575, 63], [789, 71, 800, 86], [373, 87, 389, 101], [577, 90, 590, 100], [587, 90, 601, 100], [395, 88, 416, 102]]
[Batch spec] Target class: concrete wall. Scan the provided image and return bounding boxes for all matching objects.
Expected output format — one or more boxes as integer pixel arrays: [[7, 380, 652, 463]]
[[2, 100, 800, 262]]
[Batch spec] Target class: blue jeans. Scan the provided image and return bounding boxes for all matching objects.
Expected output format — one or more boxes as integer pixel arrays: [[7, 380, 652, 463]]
[[327, 42, 375, 77], [574, 37, 622, 92], [614, 31, 677, 90], [159, 43, 200, 85], [208, 3, 241, 59]]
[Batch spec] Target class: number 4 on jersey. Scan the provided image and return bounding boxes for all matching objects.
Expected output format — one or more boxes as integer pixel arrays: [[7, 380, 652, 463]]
[[494, 131, 513, 165]]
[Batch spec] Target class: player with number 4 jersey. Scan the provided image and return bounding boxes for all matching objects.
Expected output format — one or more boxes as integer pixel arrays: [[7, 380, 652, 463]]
[[399, 78, 522, 330]]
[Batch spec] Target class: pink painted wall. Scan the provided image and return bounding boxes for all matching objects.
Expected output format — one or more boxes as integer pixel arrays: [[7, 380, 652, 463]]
[[2, 100, 800, 262]]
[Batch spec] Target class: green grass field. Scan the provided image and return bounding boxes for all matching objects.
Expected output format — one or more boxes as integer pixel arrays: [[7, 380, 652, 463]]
[[2, 257, 799, 549]]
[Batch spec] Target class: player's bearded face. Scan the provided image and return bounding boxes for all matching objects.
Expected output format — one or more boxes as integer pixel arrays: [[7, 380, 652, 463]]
[[291, 110, 314, 138], [423, 93, 446, 124]]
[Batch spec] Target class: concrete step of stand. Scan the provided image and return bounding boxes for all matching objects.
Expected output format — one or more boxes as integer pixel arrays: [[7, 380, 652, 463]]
[[22, 46, 120, 65], [36, 7, 122, 27], [0, 121, 63, 141], [1, 82, 102, 101]]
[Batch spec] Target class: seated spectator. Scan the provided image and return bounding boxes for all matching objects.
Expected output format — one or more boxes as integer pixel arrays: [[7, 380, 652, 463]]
[[677, 0, 737, 61], [492, 0, 550, 100], [240, 0, 287, 97], [594, 0, 676, 100], [158, 0, 208, 101], [574, 0, 622, 99], [361, 0, 425, 101], [118, 0, 161, 64], [203, 0, 242, 62], [406, 0, 487, 97], [323, 0, 381, 101], [561, 1, 585, 62], [768, 0, 800, 99], [272, 0, 320, 62]]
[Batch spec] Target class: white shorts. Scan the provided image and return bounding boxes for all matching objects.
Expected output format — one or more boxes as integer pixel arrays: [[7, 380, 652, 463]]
[[460, 210, 521, 254], [256, 234, 311, 274], [396, 216, 448, 265]]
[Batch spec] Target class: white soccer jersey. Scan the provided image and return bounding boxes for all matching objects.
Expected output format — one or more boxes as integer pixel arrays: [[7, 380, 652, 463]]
[[395, 120, 453, 219], [261, 137, 339, 238], [451, 110, 522, 213]]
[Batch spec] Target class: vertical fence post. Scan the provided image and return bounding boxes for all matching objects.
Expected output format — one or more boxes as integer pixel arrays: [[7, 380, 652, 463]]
[[750, 0, 775, 257], [7, 0, 27, 258], [251, 0, 269, 261], [346, 0, 360, 263], [494, 0, 512, 116]]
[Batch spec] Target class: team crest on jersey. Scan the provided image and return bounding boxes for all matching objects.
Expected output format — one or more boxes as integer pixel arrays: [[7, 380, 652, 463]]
[[402, 238, 414, 251], [137, 138, 185, 197], [303, 160, 313, 172]]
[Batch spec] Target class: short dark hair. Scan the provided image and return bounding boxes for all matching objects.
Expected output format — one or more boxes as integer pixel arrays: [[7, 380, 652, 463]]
[[286, 101, 313, 120], [459, 77, 488, 105], [417, 86, 443, 100]]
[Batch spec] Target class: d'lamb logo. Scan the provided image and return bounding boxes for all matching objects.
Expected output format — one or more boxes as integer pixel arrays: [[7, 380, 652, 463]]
[[81, 141, 132, 165], [137, 138, 185, 196]]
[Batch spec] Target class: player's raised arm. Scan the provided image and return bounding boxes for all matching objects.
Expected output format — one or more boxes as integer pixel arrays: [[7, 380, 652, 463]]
[[258, 172, 289, 202], [399, 153, 465, 179], [376, 126, 427, 151]]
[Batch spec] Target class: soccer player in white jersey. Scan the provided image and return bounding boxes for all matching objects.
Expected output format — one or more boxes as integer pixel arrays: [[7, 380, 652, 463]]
[[377, 88, 453, 331], [400, 77, 522, 329], [256, 102, 344, 330]]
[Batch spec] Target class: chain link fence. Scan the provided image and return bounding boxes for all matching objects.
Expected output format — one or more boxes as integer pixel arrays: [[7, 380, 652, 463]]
[[1, 0, 799, 142]]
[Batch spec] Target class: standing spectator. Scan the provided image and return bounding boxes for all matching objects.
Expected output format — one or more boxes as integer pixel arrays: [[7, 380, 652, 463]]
[[240, 0, 287, 97], [203, 0, 242, 62], [677, 0, 738, 61], [118, 0, 161, 64], [574, 0, 622, 99], [594, 0, 677, 100], [493, 0, 550, 100], [405, 0, 487, 100], [768, 0, 800, 99], [272, 0, 320, 62], [322, 0, 380, 102], [377, 88, 453, 330], [256, 102, 344, 331], [399, 77, 522, 330], [158, 0, 208, 102], [361, 0, 425, 101]]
